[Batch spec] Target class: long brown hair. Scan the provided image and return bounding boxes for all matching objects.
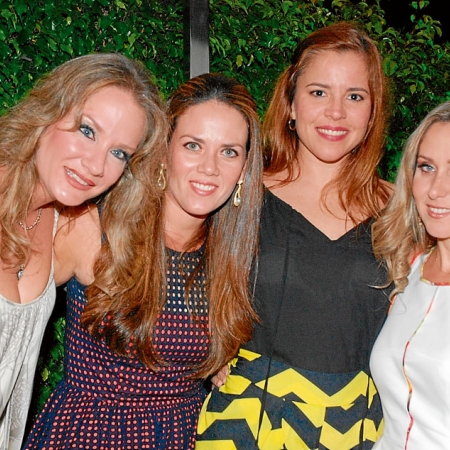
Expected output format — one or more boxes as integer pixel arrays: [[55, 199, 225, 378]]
[[0, 52, 166, 269], [263, 22, 391, 222], [83, 73, 263, 378], [373, 101, 450, 299]]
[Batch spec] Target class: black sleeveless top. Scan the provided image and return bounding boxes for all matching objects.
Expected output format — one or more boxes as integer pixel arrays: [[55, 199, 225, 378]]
[[245, 189, 390, 373]]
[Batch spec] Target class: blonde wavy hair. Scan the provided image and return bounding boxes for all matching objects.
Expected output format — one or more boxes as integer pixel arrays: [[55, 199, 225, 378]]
[[372, 101, 450, 299], [0, 52, 167, 269], [263, 22, 391, 223], [84, 73, 264, 378]]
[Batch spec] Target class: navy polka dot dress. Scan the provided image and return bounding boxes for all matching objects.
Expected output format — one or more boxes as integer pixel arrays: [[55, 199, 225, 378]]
[[24, 249, 209, 449]]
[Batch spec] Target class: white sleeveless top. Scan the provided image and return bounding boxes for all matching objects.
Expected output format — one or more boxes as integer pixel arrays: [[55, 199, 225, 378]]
[[0, 210, 58, 450], [370, 251, 450, 449]]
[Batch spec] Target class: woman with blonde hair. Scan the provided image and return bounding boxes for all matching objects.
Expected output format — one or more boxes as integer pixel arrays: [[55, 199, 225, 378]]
[[0, 52, 166, 449], [23, 72, 263, 449], [371, 100, 450, 449], [197, 22, 392, 449]]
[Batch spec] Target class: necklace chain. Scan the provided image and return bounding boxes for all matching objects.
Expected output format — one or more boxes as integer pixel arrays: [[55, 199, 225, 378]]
[[17, 208, 43, 280], [19, 208, 42, 231]]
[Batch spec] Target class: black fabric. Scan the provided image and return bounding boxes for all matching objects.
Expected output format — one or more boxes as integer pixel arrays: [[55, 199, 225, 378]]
[[245, 189, 390, 373]]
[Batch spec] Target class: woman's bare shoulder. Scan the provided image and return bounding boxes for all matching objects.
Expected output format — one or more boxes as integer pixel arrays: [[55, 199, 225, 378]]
[[55, 205, 101, 285]]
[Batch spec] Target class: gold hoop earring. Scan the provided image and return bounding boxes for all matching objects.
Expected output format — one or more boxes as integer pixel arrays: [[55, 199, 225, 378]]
[[157, 163, 166, 190], [233, 180, 243, 207], [288, 119, 296, 131]]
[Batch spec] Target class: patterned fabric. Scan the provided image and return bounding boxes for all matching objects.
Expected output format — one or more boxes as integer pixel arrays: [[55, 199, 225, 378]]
[[0, 210, 57, 450], [197, 349, 383, 450], [371, 252, 450, 449], [23, 248, 209, 449]]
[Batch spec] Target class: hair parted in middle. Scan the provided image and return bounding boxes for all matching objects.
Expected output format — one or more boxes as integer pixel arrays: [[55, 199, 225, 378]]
[[263, 21, 391, 223], [83, 73, 263, 378], [373, 100, 450, 300]]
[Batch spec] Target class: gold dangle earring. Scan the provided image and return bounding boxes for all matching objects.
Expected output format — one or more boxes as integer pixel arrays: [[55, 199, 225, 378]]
[[157, 163, 166, 190], [418, 215, 423, 228], [233, 180, 243, 207]]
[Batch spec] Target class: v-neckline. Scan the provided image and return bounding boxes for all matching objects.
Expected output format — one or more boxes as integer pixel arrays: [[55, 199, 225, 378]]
[[265, 189, 366, 243]]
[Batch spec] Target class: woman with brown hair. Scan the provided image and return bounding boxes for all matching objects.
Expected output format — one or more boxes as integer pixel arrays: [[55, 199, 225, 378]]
[[196, 22, 392, 449], [23, 73, 263, 449], [0, 52, 165, 449]]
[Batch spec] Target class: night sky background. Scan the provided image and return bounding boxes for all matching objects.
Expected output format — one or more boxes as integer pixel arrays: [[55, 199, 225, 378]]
[[380, 0, 449, 43], [324, 0, 449, 43]]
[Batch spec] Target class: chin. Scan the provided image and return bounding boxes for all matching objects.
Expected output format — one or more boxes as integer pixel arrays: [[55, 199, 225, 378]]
[[54, 193, 91, 207]]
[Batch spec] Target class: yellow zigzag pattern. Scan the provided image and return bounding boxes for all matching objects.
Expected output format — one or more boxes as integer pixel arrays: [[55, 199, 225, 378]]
[[196, 349, 383, 449]]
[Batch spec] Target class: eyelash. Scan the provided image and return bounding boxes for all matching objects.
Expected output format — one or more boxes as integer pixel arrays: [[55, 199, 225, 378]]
[[417, 162, 434, 173], [183, 142, 239, 158], [80, 123, 95, 139], [310, 91, 364, 101], [223, 148, 238, 158], [185, 142, 199, 151], [80, 123, 131, 163], [111, 149, 131, 163]]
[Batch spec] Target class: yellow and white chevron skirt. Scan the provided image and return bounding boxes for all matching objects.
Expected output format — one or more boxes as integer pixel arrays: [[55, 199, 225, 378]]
[[196, 349, 383, 449]]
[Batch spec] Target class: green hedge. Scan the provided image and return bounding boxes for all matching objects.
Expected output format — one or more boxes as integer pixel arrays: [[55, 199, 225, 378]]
[[1, 0, 449, 420]]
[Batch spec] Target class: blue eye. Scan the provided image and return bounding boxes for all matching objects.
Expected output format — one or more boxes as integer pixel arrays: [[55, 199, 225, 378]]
[[417, 162, 434, 173], [111, 149, 131, 163], [80, 124, 95, 139]]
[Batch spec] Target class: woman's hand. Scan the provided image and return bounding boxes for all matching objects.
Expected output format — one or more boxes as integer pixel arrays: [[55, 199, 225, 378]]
[[212, 364, 229, 389]]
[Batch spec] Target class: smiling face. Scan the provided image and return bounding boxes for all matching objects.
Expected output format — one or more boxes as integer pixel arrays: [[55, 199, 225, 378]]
[[164, 100, 248, 225], [413, 122, 450, 242], [290, 50, 372, 167], [34, 85, 147, 206]]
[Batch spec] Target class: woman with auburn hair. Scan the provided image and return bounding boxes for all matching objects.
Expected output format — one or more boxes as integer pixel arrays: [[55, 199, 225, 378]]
[[371, 101, 450, 449], [23, 73, 263, 449], [0, 52, 166, 449], [197, 22, 392, 449]]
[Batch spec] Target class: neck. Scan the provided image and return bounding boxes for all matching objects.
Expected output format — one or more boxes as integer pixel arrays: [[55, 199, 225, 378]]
[[30, 182, 55, 211], [434, 243, 450, 274], [298, 150, 347, 187]]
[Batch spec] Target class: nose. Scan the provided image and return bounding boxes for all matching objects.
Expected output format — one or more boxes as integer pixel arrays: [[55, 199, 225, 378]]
[[325, 97, 346, 121], [81, 148, 107, 177], [198, 151, 219, 176], [429, 172, 450, 199]]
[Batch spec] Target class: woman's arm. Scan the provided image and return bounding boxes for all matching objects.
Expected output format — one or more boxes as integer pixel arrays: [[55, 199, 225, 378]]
[[54, 206, 101, 286]]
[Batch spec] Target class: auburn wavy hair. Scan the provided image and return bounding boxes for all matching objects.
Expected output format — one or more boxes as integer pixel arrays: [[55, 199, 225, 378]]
[[83, 73, 263, 378], [263, 21, 391, 223]]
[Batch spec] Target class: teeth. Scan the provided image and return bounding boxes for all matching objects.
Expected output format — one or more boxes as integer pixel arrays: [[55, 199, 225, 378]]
[[192, 182, 215, 191], [318, 128, 347, 136], [430, 207, 450, 214], [66, 168, 89, 186]]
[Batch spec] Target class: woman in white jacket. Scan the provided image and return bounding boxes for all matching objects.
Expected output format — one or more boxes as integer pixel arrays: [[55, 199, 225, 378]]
[[371, 100, 450, 449]]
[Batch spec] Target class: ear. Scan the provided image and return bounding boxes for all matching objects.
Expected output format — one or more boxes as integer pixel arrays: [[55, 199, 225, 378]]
[[238, 161, 248, 184], [290, 102, 297, 121]]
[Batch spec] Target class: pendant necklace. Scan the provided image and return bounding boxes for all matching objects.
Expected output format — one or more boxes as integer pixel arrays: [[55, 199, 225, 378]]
[[17, 207, 43, 280]]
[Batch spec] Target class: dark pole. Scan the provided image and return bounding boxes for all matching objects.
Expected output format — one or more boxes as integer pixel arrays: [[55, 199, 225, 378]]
[[183, 0, 209, 79]]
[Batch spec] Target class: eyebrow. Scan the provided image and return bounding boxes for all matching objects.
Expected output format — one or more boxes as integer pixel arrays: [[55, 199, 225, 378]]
[[305, 82, 370, 95], [416, 154, 450, 165]]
